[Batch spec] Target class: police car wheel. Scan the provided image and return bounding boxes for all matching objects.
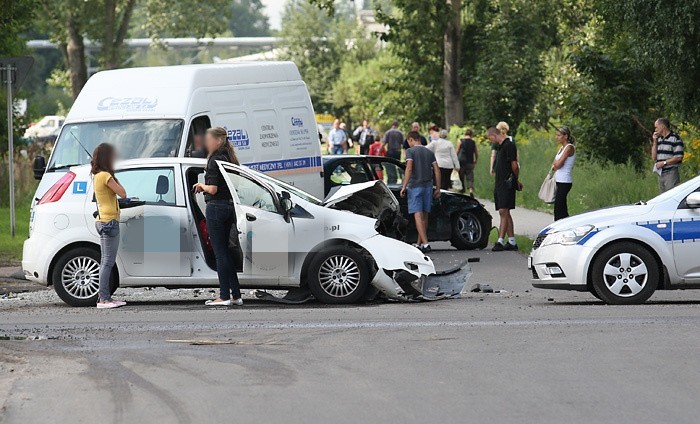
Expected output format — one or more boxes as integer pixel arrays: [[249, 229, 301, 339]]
[[590, 242, 658, 305], [52, 247, 118, 307], [307, 247, 369, 304]]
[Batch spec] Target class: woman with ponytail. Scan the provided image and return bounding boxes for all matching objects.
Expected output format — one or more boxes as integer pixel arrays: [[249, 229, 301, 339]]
[[192, 127, 243, 306], [551, 126, 576, 220]]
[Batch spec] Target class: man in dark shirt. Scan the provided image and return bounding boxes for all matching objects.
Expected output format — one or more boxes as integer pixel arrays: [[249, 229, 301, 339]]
[[457, 128, 478, 196], [403, 121, 428, 149], [382, 120, 404, 183], [400, 131, 441, 253], [487, 127, 521, 251]]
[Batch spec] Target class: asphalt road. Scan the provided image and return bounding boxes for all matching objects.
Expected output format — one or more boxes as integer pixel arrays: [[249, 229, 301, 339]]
[[1, 243, 699, 424]]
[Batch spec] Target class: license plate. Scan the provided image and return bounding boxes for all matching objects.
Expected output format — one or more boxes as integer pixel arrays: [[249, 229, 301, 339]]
[[527, 256, 533, 269]]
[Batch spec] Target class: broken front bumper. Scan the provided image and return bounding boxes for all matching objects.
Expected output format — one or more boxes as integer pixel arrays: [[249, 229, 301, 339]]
[[371, 261, 473, 301]]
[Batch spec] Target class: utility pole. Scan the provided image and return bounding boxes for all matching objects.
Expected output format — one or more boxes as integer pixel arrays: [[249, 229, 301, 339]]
[[1, 57, 33, 238]]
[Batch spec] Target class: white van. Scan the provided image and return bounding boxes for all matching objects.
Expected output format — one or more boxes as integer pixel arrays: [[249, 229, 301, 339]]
[[32, 62, 324, 199]]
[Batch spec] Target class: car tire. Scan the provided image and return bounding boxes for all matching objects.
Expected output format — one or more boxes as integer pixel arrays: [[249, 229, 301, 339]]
[[450, 211, 488, 250], [590, 242, 658, 305], [52, 247, 118, 307], [307, 246, 370, 304]]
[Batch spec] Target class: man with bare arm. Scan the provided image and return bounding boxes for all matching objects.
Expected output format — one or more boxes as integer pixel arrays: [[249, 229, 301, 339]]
[[400, 131, 441, 253], [487, 127, 522, 251]]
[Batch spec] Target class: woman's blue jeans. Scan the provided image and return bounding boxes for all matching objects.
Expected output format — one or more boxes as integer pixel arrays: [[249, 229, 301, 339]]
[[95, 219, 119, 302], [205, 201, 242, 300]]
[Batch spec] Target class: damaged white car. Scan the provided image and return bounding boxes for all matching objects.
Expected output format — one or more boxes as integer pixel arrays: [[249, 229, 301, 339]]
[[22, 158, 470, 306]]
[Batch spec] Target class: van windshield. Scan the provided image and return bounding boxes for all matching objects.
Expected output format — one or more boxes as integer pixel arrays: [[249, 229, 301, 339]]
[[46, 119, 184, 171]]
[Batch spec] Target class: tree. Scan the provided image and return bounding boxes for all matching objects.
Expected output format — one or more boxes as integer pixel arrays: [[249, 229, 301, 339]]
[[280, 0, 375, 115], [229, 0, 271, 37], [595, 0, 700, 123], [39, 0, 230, 99], [443, 0, 464, 127]]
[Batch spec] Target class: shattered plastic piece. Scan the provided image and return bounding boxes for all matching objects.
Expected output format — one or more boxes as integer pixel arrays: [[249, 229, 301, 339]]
[[470, 283, 493, 293]]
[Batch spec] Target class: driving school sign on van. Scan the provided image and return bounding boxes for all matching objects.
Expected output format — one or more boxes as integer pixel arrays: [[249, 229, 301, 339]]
[[97, 97, 158, 112]]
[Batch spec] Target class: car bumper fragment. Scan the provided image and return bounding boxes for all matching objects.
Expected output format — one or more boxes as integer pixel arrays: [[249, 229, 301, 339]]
[[371, 261, 472, 301]]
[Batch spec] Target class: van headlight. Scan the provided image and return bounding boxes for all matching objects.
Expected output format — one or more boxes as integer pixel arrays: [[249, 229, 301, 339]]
[[541, 225, 595, 247]]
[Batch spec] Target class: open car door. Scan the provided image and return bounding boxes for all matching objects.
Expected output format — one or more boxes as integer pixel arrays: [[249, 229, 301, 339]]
[[217, 161, 294, 285]]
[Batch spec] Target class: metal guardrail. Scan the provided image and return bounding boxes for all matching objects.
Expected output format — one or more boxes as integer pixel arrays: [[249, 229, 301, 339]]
[[27, 37, 281, 50]]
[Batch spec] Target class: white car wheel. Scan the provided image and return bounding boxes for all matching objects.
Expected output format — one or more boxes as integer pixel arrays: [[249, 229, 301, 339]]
[[601, 253, 648, 297]]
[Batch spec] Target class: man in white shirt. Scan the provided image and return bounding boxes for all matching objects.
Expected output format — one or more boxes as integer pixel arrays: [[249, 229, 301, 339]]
[[426, 128, 460, 190]]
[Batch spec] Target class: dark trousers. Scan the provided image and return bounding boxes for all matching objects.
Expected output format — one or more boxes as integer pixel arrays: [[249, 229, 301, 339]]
[[554, 182, 572, 221], [359, 143, 370, 155], [206, 201, 241, 300], [386, 150, 401, 184], [439, 168, 452, 190]]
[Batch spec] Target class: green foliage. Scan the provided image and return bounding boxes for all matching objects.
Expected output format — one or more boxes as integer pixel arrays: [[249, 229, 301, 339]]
[[471, 129, 660, 215], [279, 0, 375, 115], [229, 0, 271, 37], [0, 0, 36, 57], [596, 0, 700, 123]]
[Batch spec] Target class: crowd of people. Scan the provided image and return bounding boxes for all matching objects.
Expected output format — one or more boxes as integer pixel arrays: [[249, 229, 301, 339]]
[[324, 116, 686, 252]]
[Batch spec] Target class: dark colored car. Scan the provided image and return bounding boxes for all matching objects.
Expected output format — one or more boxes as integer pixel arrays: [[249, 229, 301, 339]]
[[322, 155, 492, 250]]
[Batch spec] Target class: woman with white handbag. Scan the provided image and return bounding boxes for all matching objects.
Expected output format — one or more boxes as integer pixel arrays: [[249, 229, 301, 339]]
[[550, 126, 576, 220]]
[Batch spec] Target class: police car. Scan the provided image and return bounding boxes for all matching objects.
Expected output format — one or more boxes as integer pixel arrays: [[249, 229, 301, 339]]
[[22, 158, 466, 307], [529, 175, 700, 304]]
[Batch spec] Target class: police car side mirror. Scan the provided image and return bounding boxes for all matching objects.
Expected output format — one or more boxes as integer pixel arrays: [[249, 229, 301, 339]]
[[686, 192, 700, 209]]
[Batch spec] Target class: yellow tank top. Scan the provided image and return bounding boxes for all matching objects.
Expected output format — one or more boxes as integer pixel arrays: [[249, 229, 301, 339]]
[[93, 171, 120, 222]]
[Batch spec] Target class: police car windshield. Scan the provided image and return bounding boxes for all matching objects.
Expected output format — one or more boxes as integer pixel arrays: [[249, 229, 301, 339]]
[[47, 119, 184, 171]]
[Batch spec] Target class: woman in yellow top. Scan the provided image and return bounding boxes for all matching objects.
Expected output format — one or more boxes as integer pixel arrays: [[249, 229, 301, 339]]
[[91, 143, 127, 309]]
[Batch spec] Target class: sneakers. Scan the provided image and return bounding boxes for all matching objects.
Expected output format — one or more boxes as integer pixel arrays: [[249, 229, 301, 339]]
[[492, 242, 518, 252], [412, 243, 432, 253], [205, 298, 243, 306], [96, 300, 124, 309]]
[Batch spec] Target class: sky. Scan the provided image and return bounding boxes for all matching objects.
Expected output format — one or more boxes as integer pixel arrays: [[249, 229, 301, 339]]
[[261, 0, 287, 30]]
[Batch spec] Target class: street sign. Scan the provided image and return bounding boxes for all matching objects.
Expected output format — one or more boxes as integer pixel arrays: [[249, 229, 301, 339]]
[[1, 56, 34, 238]]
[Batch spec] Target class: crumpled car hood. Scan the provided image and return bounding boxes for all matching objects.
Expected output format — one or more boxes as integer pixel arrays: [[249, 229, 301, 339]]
[[323, 180, 399, 215], [323, 181, 405, 238]]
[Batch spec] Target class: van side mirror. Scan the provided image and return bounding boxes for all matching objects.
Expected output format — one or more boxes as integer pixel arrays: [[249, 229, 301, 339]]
[[33, 156, 46, 180], [686, 192, 700, 208]]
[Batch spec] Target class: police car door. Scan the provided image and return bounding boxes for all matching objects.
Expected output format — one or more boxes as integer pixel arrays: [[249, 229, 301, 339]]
[[218, 162, 292, 284], [672, 185, 700, 280]]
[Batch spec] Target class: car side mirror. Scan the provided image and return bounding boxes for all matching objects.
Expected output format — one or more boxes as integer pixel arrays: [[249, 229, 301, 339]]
[[686, 192, 700, 208], [280, 191, 294, 221], [33, 156, 46, 180]]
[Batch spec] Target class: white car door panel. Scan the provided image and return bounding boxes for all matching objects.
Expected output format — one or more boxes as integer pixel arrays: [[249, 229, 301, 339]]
[[218, 162, 293, 284], [115, 167, 192, 277]]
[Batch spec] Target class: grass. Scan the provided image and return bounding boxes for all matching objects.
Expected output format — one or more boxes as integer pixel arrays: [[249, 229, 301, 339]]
[[0, 204, 31, 265], [469, 134, 660, 216]]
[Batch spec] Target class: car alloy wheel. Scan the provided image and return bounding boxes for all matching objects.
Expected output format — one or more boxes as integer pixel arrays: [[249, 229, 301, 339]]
[[307, 246, 370, 304], [318, 255, 361, 298], [591, 242, 658, 305], [601, 253, 649, 297], [61, 256, 101, 299], [457, 213, 482, 243]]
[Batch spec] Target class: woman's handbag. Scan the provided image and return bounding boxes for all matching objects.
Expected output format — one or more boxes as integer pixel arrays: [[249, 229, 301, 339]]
[[538, 171, 557, 204]]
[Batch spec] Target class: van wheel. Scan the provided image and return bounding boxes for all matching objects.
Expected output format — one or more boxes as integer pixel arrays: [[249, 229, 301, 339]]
[[307, 247, 369, 304], [590, 242, 658, 305], [52, 247, 118, 307], [450, 211, 487, 250]]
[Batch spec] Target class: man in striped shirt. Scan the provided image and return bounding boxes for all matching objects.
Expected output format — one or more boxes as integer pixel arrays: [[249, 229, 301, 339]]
[[652, 118, 684, 193]]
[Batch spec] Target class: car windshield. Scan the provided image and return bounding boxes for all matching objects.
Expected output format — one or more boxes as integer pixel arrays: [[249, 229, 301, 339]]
[[46, 119, 184, 170], [253, 169, 322, 205], [646, 175, 700, 205]]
